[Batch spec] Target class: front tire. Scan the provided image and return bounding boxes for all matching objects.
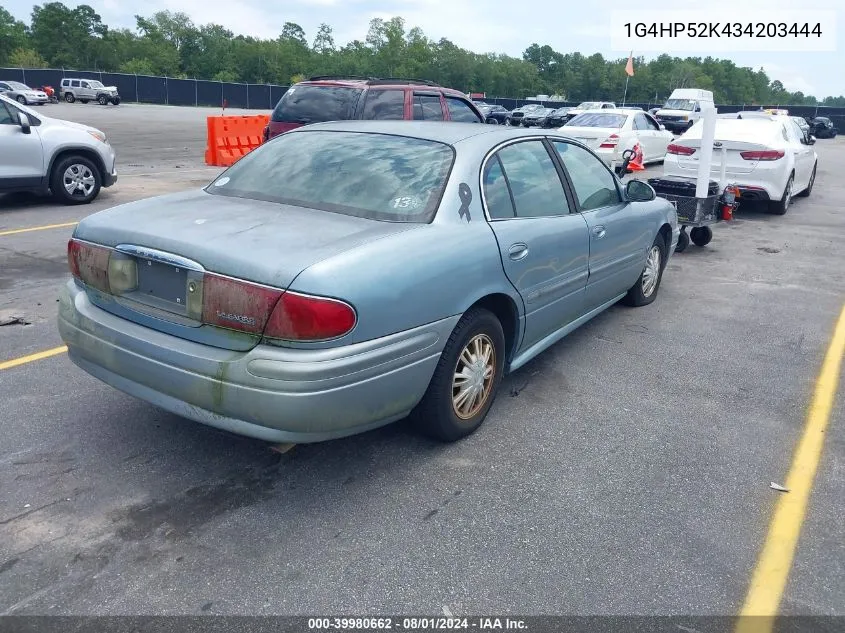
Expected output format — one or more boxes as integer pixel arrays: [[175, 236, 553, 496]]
[[412, 308, 505, 442], [768, 174, 794, 215], [50, 155, 102, 205], [98, 94, 108, 105], [623, 235, 667, 307]]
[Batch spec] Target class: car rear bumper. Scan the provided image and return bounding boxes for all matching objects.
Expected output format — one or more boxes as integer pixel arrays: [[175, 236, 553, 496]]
[[57, 280, 454, 443]]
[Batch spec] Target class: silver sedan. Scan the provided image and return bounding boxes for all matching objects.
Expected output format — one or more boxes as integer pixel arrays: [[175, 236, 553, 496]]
[[58, 121, 679, 444]]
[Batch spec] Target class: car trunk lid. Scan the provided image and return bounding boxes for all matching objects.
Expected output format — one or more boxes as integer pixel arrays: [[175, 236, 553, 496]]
[[668, 122, 781, 175], [72, 189, 418, 350], [559, 126, 618, 150]]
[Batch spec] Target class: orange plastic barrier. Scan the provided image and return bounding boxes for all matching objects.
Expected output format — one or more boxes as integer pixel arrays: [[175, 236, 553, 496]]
[[205, 114, 270, 167], [628, 143, 645, 171]]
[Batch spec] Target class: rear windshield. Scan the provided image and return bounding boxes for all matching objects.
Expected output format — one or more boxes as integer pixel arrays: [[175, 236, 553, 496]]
[[207, 130, 455, 222], [566, 113, 627, 128], [271, 85, 363, 124]]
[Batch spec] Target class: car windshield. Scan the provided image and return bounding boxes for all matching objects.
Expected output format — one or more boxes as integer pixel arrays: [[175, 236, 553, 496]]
[[7, 81, 30, 90], [271, 85, 363, 124], [207, 130, 455, 222], [89, 81, 104, 88], [566, 113, 627, 128], [664, 99, 696, 111]]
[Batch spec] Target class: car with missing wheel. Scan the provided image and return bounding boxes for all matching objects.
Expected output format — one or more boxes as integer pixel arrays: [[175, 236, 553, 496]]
[[59, 78, 121, 105], [58, 121, 678, 445], [663, 115, 817, 215], [0, 93, 117, 204]]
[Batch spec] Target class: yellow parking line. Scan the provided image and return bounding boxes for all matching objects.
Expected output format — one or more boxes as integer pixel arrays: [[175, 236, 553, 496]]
[[0, 346, 68, 371], [0, 222, 78, 237], [736, 303, 845, 633]]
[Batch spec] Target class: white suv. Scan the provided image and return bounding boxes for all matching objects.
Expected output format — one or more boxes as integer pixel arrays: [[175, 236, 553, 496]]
[[0, 94, 118, 204], [60, 78, 121, 106]]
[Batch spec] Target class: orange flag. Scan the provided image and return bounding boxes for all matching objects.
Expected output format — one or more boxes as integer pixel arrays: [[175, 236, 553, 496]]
[[625, 52, 634, 77]]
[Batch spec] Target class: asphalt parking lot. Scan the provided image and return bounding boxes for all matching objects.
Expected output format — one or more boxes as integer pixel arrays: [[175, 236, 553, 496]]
[[1, 102, 843, 618]]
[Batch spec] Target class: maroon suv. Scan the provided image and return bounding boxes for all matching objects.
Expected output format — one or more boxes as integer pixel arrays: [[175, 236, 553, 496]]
[[263, 76, 484, 141]]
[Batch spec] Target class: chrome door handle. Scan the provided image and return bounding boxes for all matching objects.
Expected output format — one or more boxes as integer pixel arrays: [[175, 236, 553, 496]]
[[592, 226, 607, 239], [508, 243, 529, 261]]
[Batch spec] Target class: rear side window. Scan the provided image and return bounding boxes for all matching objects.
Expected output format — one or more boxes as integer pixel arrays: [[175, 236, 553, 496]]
[[361, 89, 405, 120], [208, 130, 455, 223], [413, 95, 444, 120], [71, 80, 80, 87], [446, 97, 482, 123], [483, 157, 515, 219], [271, 85, 362, 124]]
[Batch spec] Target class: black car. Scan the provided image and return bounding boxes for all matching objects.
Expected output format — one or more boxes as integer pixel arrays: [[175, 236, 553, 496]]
[[477, 104, 510, 125], [521, 107, 555, 127], [546, 107, 573, 127], [808, 116, 838, 139], [507, 104, 544, 126]]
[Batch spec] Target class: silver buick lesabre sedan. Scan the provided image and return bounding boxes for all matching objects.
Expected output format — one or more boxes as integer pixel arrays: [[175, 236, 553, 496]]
[[58, 121, 679, 444]]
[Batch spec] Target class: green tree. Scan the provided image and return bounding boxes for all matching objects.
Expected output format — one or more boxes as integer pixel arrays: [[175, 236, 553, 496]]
[[0, 7, 30, 65], [9, 47, 48, 68]]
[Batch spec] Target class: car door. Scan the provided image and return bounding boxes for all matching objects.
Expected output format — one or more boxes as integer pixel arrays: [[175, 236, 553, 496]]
[[641, 113, 669, 161], [0, 100, 44, 186], [552, 140, 645, 309], [632, 113, 656, 160], [482, 139, 591, 351], [79, 80, 94, 100], [785, 119, 814, 189]]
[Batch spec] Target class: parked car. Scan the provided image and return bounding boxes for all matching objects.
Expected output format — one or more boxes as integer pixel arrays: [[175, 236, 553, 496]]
[[59, 78, 121, 105], [808, 116, 838, 139], [521, 107, 555, 128], [507, 103, 545, 126], [664, 116, 817, 215], [477, 104, 510, 125], [547, 107, 573, 127], [58, 121, 678, 445], [264, 76, 483, 141], [561, 109, 674, 166], [0, 80, 49, 105], [0, 93, 117, 204], [562, 101, 617, 124], [654, 89, 714, 134]]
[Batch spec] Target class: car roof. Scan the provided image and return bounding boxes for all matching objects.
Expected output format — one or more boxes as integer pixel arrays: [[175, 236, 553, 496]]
[[295, 76, 466, 96], [291, 120, 588, 145]]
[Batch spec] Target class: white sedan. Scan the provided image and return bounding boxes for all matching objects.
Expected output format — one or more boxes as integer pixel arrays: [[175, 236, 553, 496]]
[[663, 115, 817, 215], [560, 109, 675, 167]]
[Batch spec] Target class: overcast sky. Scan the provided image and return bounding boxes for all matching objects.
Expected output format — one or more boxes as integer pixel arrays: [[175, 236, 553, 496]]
[[6, 0, 844, 98]]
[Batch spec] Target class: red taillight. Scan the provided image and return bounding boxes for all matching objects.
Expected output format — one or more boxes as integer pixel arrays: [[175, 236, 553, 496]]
[[265, 291, 356, 342], [739, 149, 784, 161], [200, 273, 283, 334], [667, 143, 696, 156], [599, 134, 619, 149], [67, 238, 111, 293]]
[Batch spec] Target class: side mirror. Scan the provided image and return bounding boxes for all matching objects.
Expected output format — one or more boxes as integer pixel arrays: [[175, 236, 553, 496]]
[[18, 113, 31, 134], [659, 124, 667, 131], [808, 135, 816, 145], [626, 179, 656, 202]]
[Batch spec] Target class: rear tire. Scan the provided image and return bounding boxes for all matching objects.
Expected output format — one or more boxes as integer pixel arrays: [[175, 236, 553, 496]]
[[675, 230, 690, 253], [622, 235, 667, 307], [412, 308, 505, 442], [768, 174, 793, 215], [50, 155, 102, 205], [486, 117, 498, 125], [65, 92, 75, 103], [16, 95, 26, 104], [796, 164, 816, 197]]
